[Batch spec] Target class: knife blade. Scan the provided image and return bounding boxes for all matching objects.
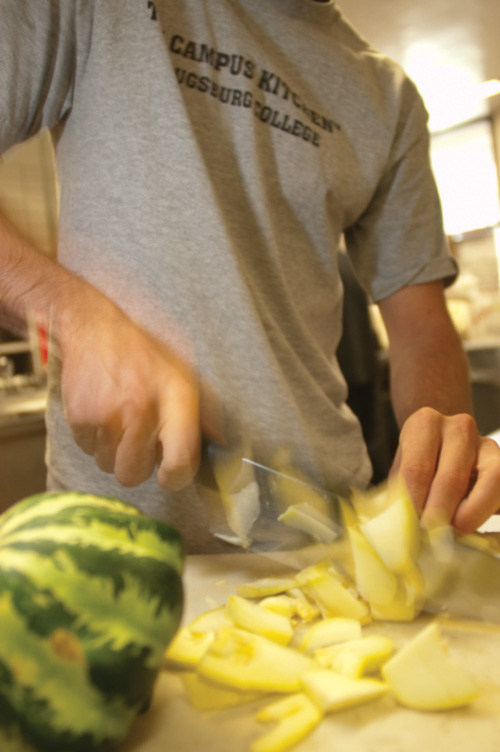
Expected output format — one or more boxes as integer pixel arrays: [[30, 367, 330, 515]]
[[195, 442, 343, 554], [417, 527, 500, 622]]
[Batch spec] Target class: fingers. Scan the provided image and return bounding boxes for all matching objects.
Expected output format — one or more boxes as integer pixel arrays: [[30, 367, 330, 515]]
[[62, 342, 204, 491], [156, 376, 201, 491], [452, 437, 500, 533], [392, 407, 491, 530]]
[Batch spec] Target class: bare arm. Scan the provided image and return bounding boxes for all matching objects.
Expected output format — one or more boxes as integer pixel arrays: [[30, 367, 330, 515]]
[[378, 280, 500, 532], [0, 209, 204, 490]]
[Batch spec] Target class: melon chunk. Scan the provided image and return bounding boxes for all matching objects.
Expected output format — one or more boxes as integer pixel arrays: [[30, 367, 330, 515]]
[[381, 622, 479, 710], [188, 606, 232, 634], [347, 526, 399, 606], [212, 451, 260, 548], [237, 577, 297, 599], [164, 628, 214, 667], [181, 672, 262, 712], [314, 635, 394, 678], [300, 617, 362, 652], [278, 502, 339, 544], [302, 669, 388, 713], [226, 595, 293, 645], [296, 565, 370, 623], [251, 693, 322, 752], [355, 476, 421, 574], [198, 628, 315, 693]]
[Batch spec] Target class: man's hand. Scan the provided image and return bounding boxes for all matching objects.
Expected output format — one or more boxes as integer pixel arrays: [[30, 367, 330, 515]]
[[390, 407, 500, 533], [0, 208, 217, 492], [59, 286, 207, 491]]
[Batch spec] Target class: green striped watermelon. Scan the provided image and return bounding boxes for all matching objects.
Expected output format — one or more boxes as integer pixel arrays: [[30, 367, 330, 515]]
[[0, 491, 184, 752]]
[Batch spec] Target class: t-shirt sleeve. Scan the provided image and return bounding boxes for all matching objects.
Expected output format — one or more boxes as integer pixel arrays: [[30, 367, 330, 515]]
[[343, 76, 458, 302], [0, 0, 82, 155]]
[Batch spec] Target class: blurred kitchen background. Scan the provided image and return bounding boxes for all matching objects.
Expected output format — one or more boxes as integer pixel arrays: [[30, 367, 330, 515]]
[[1, 0, 500, 506]]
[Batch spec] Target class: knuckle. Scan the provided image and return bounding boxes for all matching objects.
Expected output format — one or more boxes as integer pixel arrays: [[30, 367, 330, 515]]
[[450, 412, 477, 440]]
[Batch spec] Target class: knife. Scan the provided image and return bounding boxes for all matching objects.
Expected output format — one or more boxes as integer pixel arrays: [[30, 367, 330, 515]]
[[417, 526, 500, 623], [195, 442, 343, 556], [195, 442, 500, 623]]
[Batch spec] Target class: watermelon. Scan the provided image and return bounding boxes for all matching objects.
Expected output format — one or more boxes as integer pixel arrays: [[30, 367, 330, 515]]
[[0, 491, 184, 752]]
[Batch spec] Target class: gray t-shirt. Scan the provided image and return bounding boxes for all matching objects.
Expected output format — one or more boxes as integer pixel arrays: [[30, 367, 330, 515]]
[[0, 0, 457, 551]]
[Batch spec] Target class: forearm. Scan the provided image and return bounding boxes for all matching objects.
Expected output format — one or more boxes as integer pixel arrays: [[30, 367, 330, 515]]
[[378, 281, 473, 428], [388, 318, 473, 428], [0, 209, 107, 348]]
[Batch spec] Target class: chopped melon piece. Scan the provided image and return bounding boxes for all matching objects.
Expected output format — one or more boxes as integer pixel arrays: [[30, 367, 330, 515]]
[[302, 669, 388, 713], [278, 502, 338, 544], [164, 628, 214, 667], [300, 618, 362, 652], [347, 526, 399, 606], [226, 595, 294, 645], [251, 693, 322, 752], [259, 595, 295, 618], [181, 672, 263, 712], [237, 577, 297, 599], [286, 590, 321, 622], [381, 622, 479, 710], [188, 606, 232, 634], [296, 567, 370, 623], [359, 476, 421, 573], [350, 484, 389, 521], [198, 628, 315, 693], [212, 451, 260, 547], [314, 635, 394, 677], [370, 600, 419, 623]]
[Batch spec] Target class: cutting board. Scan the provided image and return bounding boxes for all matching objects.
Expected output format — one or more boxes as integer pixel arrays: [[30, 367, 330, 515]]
[[122, 553, 500, 752]]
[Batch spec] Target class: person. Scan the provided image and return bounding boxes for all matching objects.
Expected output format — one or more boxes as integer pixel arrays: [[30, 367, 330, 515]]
[[1, 0, 499, 552]]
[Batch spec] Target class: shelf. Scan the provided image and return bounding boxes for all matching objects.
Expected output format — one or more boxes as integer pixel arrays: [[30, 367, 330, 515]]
[[0, 341, 32, 356]]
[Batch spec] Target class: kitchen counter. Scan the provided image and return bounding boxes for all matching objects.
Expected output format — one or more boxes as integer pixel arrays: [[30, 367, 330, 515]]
[[122, 552, 500, 752]]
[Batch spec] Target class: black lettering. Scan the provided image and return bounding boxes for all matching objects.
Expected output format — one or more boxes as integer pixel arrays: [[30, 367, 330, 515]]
[[210, 81, 219, 97], [219, 86, 231, 103], [215, 52, 230, 70], [198, 76, 210, 93], [270, 109, 283, 129], [309, 110, 321, 127], [198, 44, 215, 66], [174, 67, 186, 84], [258, 69, 275, 93], [243, 91, 253, 107], [186, 72, 198, 88], [244, 60, 255, 79], [292, 120, 303, 137], [229, 55, 244, 76], [280, 114, 293, 133], [280, 83, 291, 102], [259, 105, 272, 123], [147, 1, 157, 21], [170, 35, 184, 54], [231, 90, 242, 106], [311, 132, 321, 147], [183, 41, 197, 61]]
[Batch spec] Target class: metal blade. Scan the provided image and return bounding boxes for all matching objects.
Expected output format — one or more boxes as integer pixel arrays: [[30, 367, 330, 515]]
[[418, 529, 500, 623]]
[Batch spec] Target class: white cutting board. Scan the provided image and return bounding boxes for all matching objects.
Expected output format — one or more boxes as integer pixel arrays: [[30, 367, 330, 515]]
[[122, 553, 500, 752]]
